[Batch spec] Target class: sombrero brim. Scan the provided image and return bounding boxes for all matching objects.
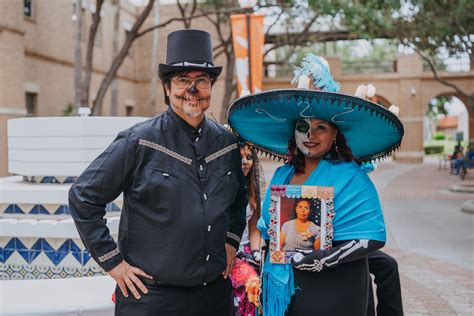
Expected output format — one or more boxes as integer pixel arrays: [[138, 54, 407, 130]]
[[158, 64, 223, 79], [227, 89, 404, 162]]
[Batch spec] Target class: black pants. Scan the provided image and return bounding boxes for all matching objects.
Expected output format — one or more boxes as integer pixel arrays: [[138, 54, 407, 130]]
[[115, 276, 232, 316], [367, 250, 404, 316], [287, 257, 370, 316]]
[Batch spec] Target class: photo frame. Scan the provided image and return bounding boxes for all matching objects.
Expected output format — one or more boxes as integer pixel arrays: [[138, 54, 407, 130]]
[[268, 185, 334, 264]]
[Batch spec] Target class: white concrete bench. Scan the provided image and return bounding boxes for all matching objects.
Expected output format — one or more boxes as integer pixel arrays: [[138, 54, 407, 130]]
[[0, 276, 116, 315]]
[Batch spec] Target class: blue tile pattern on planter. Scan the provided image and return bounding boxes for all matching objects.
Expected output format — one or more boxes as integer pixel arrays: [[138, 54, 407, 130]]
[[54, 205, 70, 215], [3, 202, 120, 215], [30, 205, 49, 215], [5, 204, 24, 214], [1, 238, 92, 266]]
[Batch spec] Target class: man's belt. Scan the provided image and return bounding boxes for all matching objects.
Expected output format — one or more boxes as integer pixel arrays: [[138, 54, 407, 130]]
[[138, 275, 223, 288]]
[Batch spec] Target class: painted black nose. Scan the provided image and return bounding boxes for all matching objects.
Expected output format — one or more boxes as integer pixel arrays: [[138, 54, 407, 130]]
[[187, 84, 198, 94]]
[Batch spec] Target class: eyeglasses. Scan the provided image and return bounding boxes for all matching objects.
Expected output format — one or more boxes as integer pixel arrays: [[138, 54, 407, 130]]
[[172, 76, 212, 89]]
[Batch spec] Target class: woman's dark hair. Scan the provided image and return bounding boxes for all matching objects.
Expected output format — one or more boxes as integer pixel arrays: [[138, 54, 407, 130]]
[[288, 121, 359, 174], [245, 145, 261, 216], [161, 71, 217, 106]]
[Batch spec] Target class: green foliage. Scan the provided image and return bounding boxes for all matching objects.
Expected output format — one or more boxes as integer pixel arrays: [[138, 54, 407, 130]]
[[433, 132, 446, 140], [467, 139, 474, 151], [63, 102, 75, 116], [426, 96, 452, 117], [424, 144, 444, 155], [333, 0, 473, 60], [395, 0, 474, 59]]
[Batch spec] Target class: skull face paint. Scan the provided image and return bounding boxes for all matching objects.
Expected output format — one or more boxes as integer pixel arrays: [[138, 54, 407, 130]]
[[166, 71, 212, 119], [295, 118, 311, 155], [294, 118, 338, 160]]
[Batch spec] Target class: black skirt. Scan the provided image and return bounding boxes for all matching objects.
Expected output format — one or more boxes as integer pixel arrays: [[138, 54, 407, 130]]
[[287, 257, 370, 316]]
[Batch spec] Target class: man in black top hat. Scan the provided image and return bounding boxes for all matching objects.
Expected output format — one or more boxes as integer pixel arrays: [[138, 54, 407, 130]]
[[69, 29, 247, 315]]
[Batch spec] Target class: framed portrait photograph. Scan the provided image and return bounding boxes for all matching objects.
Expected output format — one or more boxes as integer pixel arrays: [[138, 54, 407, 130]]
[[268, 185, 334, 264]]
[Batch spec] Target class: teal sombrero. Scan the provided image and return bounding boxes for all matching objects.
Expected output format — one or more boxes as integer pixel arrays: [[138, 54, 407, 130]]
[[227, 54, 404, 162]]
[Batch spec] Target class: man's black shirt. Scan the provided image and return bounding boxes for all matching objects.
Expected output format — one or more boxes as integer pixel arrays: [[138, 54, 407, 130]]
[[69, 108, 247, 286]]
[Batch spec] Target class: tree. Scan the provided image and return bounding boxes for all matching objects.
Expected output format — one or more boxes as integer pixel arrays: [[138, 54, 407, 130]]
[[333, 0, 474, 111], [83, 0, 240, 115], [110, 0, 120, 115], [74, 0, 83, 110], [79, 0, 334, 118], [426, 96, 451, 117], [193, 0, 345, 121], [92, 0, 155, 115], [81, 0, 105, 109]]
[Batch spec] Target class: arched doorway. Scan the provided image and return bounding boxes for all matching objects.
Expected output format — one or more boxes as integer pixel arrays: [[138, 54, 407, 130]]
[[424, 94, 469, 159]]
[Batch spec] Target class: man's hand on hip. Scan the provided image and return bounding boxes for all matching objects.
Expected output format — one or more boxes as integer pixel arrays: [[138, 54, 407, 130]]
[[222, 243, 237, 279], [108, 260, 153, 299]]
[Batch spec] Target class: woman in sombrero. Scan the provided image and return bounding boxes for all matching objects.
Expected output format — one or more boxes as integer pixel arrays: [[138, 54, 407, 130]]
[[228, 54, 404, 315]]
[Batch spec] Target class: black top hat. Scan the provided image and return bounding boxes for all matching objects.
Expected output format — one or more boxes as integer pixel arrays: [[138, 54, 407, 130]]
[[158, 29, 223, 80]]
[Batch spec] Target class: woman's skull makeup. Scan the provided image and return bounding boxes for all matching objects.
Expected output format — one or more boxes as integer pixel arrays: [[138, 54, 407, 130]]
[[295, 118, 311, 155]]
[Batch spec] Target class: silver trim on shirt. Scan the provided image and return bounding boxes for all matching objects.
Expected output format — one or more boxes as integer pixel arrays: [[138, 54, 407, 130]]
[[139, 139, 193, 165]]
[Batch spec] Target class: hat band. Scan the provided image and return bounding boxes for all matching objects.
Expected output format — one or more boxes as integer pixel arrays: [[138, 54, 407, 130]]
[[169, 61, 215, 68]]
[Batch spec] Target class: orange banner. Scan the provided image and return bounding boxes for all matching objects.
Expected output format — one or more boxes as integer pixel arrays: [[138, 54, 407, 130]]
[[230, 14, 265, 96]]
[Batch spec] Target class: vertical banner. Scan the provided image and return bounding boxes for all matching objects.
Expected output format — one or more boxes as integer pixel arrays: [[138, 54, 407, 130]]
[[230, 14, 265, 96]]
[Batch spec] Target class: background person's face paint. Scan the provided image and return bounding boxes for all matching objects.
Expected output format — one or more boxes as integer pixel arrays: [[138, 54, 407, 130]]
[[295, 118, 311, 155]]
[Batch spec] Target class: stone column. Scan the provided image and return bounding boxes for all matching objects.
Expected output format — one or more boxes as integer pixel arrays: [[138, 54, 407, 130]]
[[0, 1, 26, 176], [395, 54, 424, 163]]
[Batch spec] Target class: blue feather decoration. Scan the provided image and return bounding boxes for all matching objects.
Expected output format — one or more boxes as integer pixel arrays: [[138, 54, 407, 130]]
[[292, 53, 340, 93]]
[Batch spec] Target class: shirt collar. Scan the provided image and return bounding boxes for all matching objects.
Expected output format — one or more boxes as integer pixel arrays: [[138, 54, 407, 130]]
[[167, 107, 206, 141]]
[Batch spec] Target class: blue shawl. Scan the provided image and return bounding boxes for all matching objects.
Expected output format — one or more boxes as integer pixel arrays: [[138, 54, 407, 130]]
[[257, 160, 386, 316]]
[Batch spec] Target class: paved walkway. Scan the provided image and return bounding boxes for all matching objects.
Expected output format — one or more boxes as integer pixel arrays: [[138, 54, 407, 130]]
[[261, 158, 474, 315], [373, 161, 473, 316]]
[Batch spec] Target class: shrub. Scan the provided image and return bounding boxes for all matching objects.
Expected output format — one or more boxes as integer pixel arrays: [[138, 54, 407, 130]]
[[433, 132, 446, 140], [424, 145, 444, 155]]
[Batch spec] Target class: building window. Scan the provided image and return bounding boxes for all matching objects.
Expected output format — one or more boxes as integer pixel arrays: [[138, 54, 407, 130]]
[[25, 93, 37, 116], [24, 0, 33, 17], [126, 105, 134, 116]]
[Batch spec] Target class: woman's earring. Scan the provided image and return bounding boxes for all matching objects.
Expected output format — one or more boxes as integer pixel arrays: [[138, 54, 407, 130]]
[[334, 140, 339, 154], [294, 147, 299, 156]]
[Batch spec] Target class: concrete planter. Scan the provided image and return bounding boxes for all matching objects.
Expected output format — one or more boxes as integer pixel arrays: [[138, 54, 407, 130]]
[[8, 116, 146, 177]]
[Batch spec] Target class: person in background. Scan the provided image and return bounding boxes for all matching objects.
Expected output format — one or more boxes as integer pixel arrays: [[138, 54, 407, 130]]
[[230, 144, 266, 316], [367, 250, 404, 316]]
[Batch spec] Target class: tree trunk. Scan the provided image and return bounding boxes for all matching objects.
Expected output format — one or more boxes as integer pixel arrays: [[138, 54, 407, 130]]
[[110, 0, 120, 116], [81, 0, 104, 108], [219, 50, 236, 123], [92, 0, 155, 116], [74, 0, 83, 111], [468, 95, 474, 117], [149, 0, 160, 112]]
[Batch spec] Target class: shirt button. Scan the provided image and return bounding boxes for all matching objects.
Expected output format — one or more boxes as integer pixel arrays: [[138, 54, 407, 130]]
[[206, 254, 210, 261], [208, 225, 211, 232], [199, 164, 203, 171], [203, 193, 207, 200], [203, 282, 207, 286]]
